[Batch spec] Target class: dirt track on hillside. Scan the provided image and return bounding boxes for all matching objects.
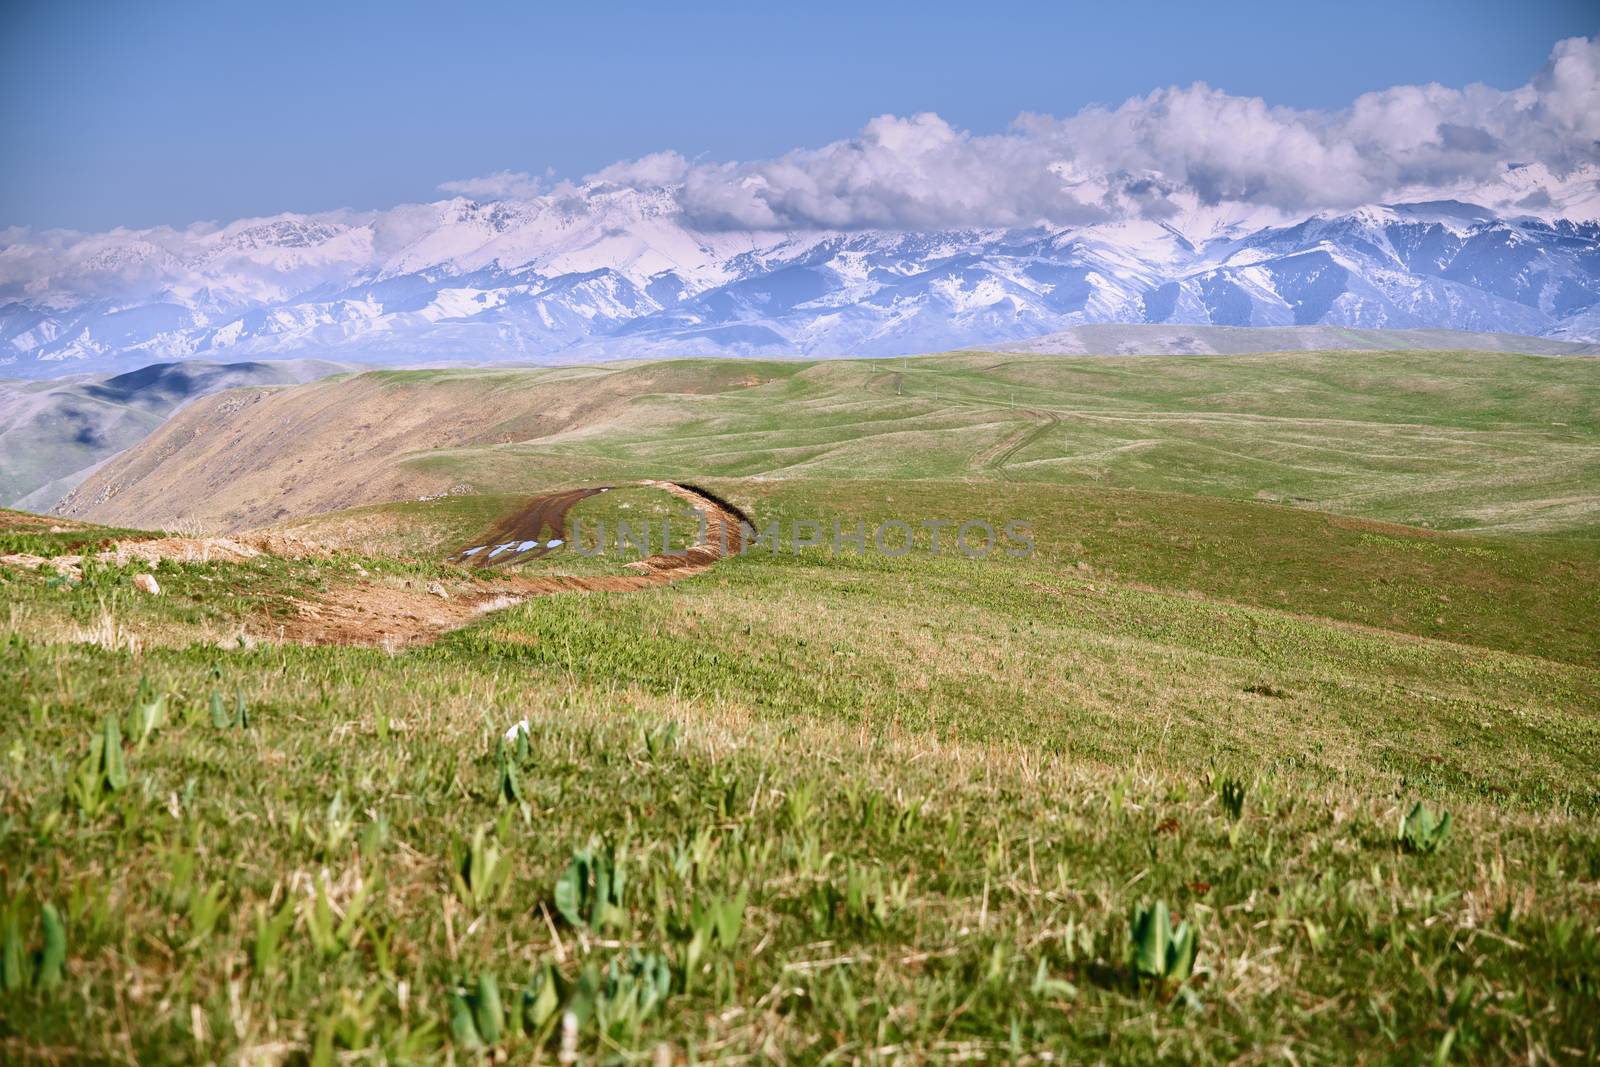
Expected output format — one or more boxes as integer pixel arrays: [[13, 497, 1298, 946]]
[[448, 486, 610, 566], [971, 409, 1060, 477], [273, 481, 746, 648]]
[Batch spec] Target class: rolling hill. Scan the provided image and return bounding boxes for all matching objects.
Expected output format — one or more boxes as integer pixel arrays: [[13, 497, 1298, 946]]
[[0, 357, 350, 508], [56, 348, 1600, 539], [7, 371, 1600, 1061], [47, 345, 1600, 668]]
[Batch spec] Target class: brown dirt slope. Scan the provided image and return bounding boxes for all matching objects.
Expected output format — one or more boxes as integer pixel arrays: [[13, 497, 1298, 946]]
[[52, 364, 772, 532]]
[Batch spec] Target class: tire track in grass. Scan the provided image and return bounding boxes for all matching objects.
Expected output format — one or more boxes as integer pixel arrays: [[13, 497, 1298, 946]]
[[972, 409, 1061, 479]]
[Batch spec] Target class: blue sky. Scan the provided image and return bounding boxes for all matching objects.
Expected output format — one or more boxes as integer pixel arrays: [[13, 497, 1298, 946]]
[[1, 0, 1595, 230]]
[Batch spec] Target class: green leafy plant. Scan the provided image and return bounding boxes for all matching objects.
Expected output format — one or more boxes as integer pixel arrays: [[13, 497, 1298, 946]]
[[517, 962, 565, 1041], [553, 840, 627, 931], [505, 719, 531, 759], [185, 881, 228, 945], [681, 888, 746, 985], [785, 779, 817, 828], [667, 827, 719, 882], [68, 716, 128, 816], [449, 971, 505, 1050], [805, 863, 909, 934], [710, 771, 740, 818], [450, 951, 672, 1054], [0, 901, 66, 993], [641, 721, 679, 759], [311, 984, 386, 1063], [452, 826, 510, 911], [1128, 901, 1197, 984], [1398, 801, 1452, 854], [495, 743, 525, 807], [1030, 957, 1078, 1000], [594, 949, 672, 1041], [39, 903, 67, 991], [126, 676, 166, 746], [1219, 775, 1246, 821], [252, 895, 296, 974], [304, 873, 373, 958], [563, 950, 673, 1047], [209, 687, 251, 729], [447, 960, 650, 1052]]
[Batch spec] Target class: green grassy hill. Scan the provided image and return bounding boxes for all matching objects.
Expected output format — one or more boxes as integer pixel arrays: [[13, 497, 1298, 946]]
[[60, 349, 1600, 537], [5, 347, 1599, 1063], [378, 349, 1600, 537]]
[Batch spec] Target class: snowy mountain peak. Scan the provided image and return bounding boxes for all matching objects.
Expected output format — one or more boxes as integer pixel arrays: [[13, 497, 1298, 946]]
[[216, 219, 348, 252], [2, 188, 1598, 376]]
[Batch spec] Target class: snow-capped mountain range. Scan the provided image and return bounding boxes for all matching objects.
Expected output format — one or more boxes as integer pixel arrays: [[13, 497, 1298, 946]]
[[4, 169, 1599, 377]]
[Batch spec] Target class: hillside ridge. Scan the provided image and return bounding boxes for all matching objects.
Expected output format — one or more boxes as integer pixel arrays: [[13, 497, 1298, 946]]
[[995, 324, 1600, 356], [0, 357, 351, 508]]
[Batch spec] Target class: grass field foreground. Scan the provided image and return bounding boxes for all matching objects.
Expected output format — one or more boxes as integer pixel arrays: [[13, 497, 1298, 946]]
[[4, 348, 1599, 1063], [3, 488, 1599, 1062]]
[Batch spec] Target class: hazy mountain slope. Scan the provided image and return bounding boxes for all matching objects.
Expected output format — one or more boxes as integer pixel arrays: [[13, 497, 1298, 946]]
[[4, 184, 1598, 376], [0, 357, 350, 507], [56, 350, 1600, 537], [994, 324, 1600, 356]]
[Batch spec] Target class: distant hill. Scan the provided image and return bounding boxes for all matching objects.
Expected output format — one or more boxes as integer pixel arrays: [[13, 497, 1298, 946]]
[[54, 350, 1600, 538], [990, 324, 1600, 356], [0, 358, 352, 509]]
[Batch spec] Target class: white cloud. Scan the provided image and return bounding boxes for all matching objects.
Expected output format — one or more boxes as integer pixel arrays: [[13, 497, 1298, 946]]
[[589, 150, 690, 189], [673, 113, 1109, 230], [654, 34, 1600, 229], [4, 33, 1595, 306], [438, 170, 547, 200]]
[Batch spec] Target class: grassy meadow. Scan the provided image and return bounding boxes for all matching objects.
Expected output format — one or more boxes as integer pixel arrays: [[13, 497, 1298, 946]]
[[392, 349, 1600, 537], [2, 348, 1599, 1063]]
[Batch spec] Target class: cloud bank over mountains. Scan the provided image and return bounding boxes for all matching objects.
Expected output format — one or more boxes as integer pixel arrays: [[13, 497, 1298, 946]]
[[455, 35, 1600, 231], [6, 36, 1599, 279], [3, 36, 1599, 374]]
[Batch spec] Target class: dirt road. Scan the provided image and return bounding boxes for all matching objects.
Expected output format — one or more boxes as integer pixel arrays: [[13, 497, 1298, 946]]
[[971, 409, 1060, 478], [449, 486, 610, 567], [276, 481, 746, 647]]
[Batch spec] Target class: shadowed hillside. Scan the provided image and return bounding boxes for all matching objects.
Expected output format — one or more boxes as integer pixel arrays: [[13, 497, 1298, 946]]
[[0, 357, 351, 508]]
